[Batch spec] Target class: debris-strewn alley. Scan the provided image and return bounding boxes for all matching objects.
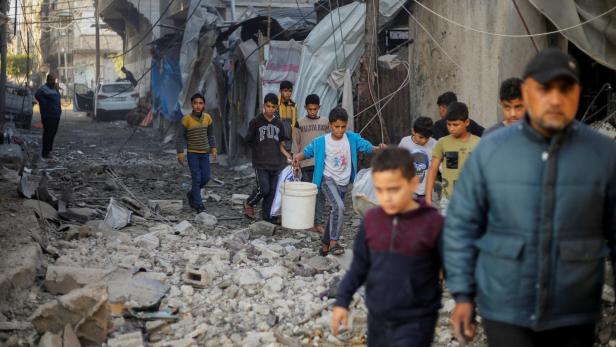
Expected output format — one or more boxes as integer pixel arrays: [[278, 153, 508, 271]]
[[0, 105, 615, 347]]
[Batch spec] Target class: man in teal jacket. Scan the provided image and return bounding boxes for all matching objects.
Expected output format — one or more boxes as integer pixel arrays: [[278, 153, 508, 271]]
[[444, 48, 616, 347]]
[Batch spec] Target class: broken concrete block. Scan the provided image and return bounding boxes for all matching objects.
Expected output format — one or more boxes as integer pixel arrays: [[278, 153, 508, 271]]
[[232, 268, 262, 287], [30, 284, 111, 346], [204, 192, 221, 202], [23, 199, 59, 221], [108, 277, 169, 311], [63, 324, 81, 347], [133, 233, 160, 251], [149, 223, 173, 235], [38, 331, 62, 347], [107, 331, 144, 347], [133, 271, 167, 282], [0, 243, 42, 304], [145, 320, 168, 333], [0, 321, 31, 331], [194, 212, 217, 227], [231, 194, 249, 205], [44, 266, 114, 295], [147, 200, 183, 214], [183, 264, 212, 289], [174, 221, 195, 235], [249, 221, 278, 237], [0, 144, 23, 168]]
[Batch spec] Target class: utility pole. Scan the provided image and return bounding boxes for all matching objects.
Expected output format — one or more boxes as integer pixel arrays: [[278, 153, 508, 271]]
[[0, 0, 8, 128], [94, 0, 100, 119], [357, 0, 384, 141]]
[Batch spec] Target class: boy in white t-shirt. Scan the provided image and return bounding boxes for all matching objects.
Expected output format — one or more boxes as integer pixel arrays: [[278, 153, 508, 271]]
[[293, 107, 383, 256], [398, 117, 437, 199]]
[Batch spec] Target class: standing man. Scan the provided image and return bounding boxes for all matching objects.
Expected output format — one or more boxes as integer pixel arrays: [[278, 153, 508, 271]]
[[432, 91, 484, 140], [444, 48, 616, 347], [483, 77, 525, 136], [35, 74, 62, 159]]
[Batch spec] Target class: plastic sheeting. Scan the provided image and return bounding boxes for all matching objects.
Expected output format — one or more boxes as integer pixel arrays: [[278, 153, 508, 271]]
[[529, 0, 616, 71], [177, 0, 220, 114], [262, 40, 303, 98], [151, 57, 183, 120], [293, 2, 366, 121]]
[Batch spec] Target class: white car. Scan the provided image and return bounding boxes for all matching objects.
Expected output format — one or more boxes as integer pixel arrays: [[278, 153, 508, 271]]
[[95, 82, 138, 120]]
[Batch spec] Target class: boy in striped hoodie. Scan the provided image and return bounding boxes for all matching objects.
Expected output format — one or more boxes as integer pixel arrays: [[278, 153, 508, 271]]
[[176, 93, 217, 213]]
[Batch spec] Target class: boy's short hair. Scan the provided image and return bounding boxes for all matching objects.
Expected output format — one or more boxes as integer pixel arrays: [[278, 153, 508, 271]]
[[499, 77, 522, 101], [305, 94, 320, 106], [437, 91, 458, 106], [280, 80, 293, 90], [371, 147, 416, 180], [412, 116, 434, 138], [191, 93, 205, 102], [328, 107, 349, 123], [445, 101, 469, 121], [264, 93, 278, 105]]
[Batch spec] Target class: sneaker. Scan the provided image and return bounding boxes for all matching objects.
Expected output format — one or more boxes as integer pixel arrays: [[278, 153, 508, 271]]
[[243, 201, 255, 219], [186, 191, 196, 210], [196, 206, 205, 214]]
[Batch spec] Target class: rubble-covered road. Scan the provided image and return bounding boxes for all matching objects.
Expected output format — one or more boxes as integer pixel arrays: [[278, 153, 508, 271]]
[[0, 111, 614, 347]]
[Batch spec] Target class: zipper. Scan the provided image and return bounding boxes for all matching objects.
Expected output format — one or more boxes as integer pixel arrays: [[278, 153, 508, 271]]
[[390, 217, 399, 252]]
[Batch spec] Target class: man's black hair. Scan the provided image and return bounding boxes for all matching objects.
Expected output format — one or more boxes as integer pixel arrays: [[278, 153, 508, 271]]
[[499, 77, 523, 101], [190, 93, 205, 102], [371, 147, 416, 180], [437, 91, 458, 106], [445, 101, 469, 121], [264, 93, 278, 105], [280, 80, 293, 90], [328, 106, 349, 123], [305, 94, 320, 106], [412, 116, 434, 138]]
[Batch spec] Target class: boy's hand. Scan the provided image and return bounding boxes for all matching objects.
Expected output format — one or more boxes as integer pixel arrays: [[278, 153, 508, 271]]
[[378, 143, 387, 149], [451, 302, 476, 343], [292, 156, 300, 168], [331, 306, 349, 336], [177, 153, 186, 166]]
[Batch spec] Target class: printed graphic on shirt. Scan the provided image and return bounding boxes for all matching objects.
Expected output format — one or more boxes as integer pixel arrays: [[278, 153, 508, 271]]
[[411, 149, 430, 185], [258, 124, 280, 142], [324, 134, 352, 186]]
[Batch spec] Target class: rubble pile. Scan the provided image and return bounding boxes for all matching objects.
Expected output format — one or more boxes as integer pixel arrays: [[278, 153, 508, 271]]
[[0, 116, 613, 347]]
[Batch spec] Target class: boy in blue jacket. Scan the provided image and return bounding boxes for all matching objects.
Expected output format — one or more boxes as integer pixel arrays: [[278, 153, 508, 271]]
[[331, 147, 444, 346], [293, 107, 383, 256]]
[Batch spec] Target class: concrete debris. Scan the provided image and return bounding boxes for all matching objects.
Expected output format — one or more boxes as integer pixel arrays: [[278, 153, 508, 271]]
[[0, 144, 23, 168], [30, 284, 111, 345], [194, 212, 218, 227], [604, 285, 616, 304], [231, 193, 249, 205], [37, 331, 62, 347], [62, 324, 81, 347], [107, 331, 144, 347], [133, 232, 160, 250], [249, 220, 278, 237], [104, 198, 132, 230], [174, 220, 195, 235], [44, 266, 114, 295], [23, 199, 59, 221], [183, 265, 212, 289], [108, 277, 170, 311], [0, 321, 32, 331], [0, 165, 19, 181], [0, 243, 43, 305], [147, 199, 183, 214]]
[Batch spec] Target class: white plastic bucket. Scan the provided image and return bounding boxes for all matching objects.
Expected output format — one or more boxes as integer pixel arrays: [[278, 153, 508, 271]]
[[281, 181, 318, 230]]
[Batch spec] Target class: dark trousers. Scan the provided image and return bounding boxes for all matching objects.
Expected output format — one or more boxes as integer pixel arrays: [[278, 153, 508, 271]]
[[368, 314, 437, 347], [483, 319, 595, 347], [320, 176, 347, 244], [187, 153, 211, 209], [247, 168, 280, 222], [41, 117, 60, 157]]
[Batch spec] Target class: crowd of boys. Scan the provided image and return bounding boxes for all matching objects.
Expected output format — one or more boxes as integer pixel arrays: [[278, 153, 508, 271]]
[[175, 49, 616, 347]]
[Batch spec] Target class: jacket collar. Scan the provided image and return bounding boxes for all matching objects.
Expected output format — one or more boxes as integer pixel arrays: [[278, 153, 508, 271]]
[[519, 113, 577, 144]]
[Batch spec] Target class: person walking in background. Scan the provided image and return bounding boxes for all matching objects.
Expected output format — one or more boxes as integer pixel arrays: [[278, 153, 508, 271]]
[[35, 74, 62, 159], [445, 48, 616, 347], [398, 116, 437, 200], [176, 93, 217, 213], [483, 77, 525, 136], [432, 91, 484, 140]]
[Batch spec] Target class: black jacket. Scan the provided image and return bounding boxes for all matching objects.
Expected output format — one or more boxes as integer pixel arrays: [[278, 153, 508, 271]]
[[244, 113, 288, 170]]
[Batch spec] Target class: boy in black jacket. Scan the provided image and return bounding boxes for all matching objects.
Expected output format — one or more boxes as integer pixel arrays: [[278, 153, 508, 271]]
[[331, 147, 444, 347], [243, 93, 292, 222]]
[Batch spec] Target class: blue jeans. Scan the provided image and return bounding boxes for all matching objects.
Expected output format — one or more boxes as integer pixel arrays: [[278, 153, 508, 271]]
[[187, 153, 211, 209], [368, 313, 438, 347], [321, 176, 347, 244]]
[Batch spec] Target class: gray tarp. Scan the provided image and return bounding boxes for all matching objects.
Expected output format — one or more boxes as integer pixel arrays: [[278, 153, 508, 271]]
[[529, 0, 616, 70]]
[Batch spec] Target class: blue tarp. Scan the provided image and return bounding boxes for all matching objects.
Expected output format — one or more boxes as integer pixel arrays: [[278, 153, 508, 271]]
[[151, 57, 184, 121]]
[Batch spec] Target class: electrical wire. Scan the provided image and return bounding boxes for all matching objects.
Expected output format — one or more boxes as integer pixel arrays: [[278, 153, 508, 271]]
[[411, 0, 616, 38], [403, 6, 461, 69]]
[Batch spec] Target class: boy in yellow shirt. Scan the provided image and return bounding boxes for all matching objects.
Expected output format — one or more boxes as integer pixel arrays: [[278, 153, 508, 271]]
[[176, 93, 218, 213]]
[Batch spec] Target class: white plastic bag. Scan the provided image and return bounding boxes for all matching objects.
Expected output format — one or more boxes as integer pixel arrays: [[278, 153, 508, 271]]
[[270, 166, 300, 217], [352, 168, 378, 216]]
